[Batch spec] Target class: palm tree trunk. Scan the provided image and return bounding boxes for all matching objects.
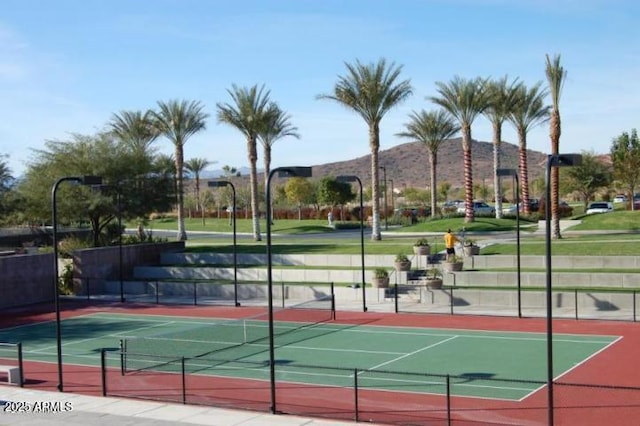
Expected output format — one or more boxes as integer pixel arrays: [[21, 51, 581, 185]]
[[247, 137, 261, 241], [550, 111, 561, 239], [493, 123, 503, 219], [369, 124, 381, 240], [175, 144, 187, 241], [518, 128, 531, 215], [429, 152, 438, 219], [462, 124, 475, 223]]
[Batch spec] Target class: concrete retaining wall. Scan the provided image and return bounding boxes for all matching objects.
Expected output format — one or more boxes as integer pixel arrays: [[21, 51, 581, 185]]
[[0, 253, 54, 308]]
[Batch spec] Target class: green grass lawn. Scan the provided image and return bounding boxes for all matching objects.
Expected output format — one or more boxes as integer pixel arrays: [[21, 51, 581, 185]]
[[138, 211, 640, 256]]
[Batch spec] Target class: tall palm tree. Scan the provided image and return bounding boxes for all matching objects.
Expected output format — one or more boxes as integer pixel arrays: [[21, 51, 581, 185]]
[[217, 84, 273, 241], [108, 110, 159, 157], [483, 77, 520, 218], [152, 100, 209, 241], [258, 104, 300, 189], [396, 109, 460, 218], [545, 54, 568, 239], [429, 76, 489, 223], [508, 82, 550, 215], [184, 157, 213, 225], [317, 58, 412, 240]]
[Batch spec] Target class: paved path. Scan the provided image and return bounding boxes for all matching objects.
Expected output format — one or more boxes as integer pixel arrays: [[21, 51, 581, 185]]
[[1, 386, 366, 426]]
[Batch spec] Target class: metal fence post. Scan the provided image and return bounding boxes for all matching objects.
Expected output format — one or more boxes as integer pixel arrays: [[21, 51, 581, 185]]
[[446, 374, 451, 426], [17, 342, 24, 387], [101, 349, 107, 396], [354, 368, 359, 422], [181, 357, 186, 404]]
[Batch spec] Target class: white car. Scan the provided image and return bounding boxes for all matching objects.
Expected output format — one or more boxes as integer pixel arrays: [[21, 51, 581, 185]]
[[613, 195, 627, 203], [457, 201, 495, 215], [586, 202, 613, 214]]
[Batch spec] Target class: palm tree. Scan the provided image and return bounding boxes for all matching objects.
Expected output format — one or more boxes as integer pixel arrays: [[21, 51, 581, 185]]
[[396, 109, 460, 218], [152, 100, 209, 241], [545, 54, 568, 239], [258, 104, 300, 189], [508, 82, 550, 215], [429, 76, 489, 223], [184, 157, 213, 225], [483, 77, 520, 218], [108, 110, 159, 158], [317, 58, 412, 240], [216, 84, 273, 241]]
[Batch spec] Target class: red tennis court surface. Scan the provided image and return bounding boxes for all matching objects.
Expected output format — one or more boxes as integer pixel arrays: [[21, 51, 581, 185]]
[[2, 299, 640, 425]]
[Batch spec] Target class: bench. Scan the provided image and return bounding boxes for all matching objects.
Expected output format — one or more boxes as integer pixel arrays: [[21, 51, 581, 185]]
[[0, 365, 21, 385]]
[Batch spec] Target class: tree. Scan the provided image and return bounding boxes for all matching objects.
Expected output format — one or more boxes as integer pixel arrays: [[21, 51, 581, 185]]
[[0, 155, 17, 224], [184, 157, 213, 225], [318, 58, 412, 240], [545, 54, 567, 239], [18, 132, 173, 246], [217, 84, 273, 241], [258, 104, 300, 189], [611, 129, 640, 210], [108, 110, 159, 157], [284, 177, 315, 220], [221, 165, 241, 177], [396, 109, 459, 218], [564, 151, 611, 209], [317, 177, 355, 221], [152, 99, 209, 241], [429, 76, 489, 223], [508, 82, 550, 214], [483, 76, 520, 218]]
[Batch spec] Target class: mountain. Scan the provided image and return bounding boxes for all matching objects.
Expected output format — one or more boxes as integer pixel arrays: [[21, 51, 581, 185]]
[[202, 138, 548, 192], [310, 138, 547, 190]]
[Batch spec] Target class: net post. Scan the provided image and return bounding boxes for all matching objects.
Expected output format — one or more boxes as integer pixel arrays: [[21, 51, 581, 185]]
[[281, 282, 285, 308], [120, 339, 126, 376], [101, 349, 107, 397], [446, 374, 451, 425], [17, 342, 24, 387], [574, 289, 578, 320], [634, 290, 637, 322], [181, 357, 186, 404], [193, 281, 197, 305], [330, 282, 336, 319], [394, 283, 398, 313], [155, 281, 159, 304], [353, 368, 359, 422], [450, 286, 454, 315], [87, 278, 90, 301]]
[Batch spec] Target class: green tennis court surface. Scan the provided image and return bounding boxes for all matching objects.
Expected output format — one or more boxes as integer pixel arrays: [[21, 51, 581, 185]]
[[0, 312, 620, 400]]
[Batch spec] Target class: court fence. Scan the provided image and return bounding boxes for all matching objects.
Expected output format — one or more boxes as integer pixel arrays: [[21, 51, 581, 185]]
[[98, 350, 640, 425]]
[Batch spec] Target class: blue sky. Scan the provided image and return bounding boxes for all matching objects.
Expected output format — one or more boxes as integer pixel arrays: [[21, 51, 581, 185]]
[[1, 0, 638, 177]]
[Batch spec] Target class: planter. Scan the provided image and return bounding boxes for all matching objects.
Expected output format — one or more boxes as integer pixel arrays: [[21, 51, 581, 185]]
[[394, 261, 412, 272], [371, 277, 390, 288], [464, 245, 480, 256], [413, 245, 431, 256], [425, 278, 443, 289], [443, 261, 463, 272]]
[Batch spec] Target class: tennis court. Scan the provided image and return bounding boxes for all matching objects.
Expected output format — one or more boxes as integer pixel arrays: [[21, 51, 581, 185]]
[[0, 310, 619, 401]]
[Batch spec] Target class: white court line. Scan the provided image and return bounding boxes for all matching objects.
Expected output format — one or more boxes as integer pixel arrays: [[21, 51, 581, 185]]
[[368, 336, 458, 371]]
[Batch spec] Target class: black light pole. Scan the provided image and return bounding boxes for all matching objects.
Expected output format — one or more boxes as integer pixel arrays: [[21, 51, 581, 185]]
[[497, 169, 521, 318], [52, 175, 102, 392], [266, 166, 312, 414], [337, 175, 366, 312], [380, 165, 388, 231], [208, 180, 238, 306], [544, 154, 582, 426], [117, 190, 124, 303], [389, 178, 395, 213]]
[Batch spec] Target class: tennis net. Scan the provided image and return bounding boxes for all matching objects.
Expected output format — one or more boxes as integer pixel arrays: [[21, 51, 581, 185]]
[[120, 294, 335, 373]]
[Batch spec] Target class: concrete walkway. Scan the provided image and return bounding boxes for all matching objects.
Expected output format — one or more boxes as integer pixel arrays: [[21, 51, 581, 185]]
[[1, 386, 367, 426]]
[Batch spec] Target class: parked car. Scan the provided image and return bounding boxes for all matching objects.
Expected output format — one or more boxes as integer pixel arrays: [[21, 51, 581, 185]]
[[586, 202, 613, 215], [613, 194, 627, 203], [457, 201, 495, 215]]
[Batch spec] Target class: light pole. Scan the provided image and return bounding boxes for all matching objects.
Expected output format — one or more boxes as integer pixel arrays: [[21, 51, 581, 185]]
[[208, 180, 238, 306], [52, 175, 102, 392], [388, 178, 395, 213], [117, 189, 124, 303], [336, 175, 366, 312], [497, 169, 521, 318], [380, 165, 388, 231], [544, 154, 582, 426], [266, 166, 312, 414]]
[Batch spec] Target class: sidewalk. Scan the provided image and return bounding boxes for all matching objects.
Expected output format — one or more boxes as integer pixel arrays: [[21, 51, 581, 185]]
[[1, 386, 367, 426]]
